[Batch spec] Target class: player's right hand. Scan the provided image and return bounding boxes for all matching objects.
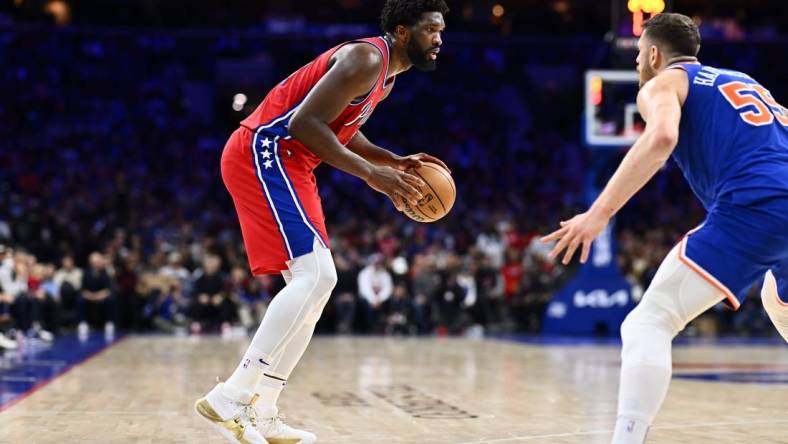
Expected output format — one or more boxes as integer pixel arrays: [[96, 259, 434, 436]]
[[365, 165, 424, 212]]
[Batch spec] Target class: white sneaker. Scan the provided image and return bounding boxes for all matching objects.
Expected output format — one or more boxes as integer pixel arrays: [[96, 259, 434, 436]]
[[762, 270, 788, 342], [194, 383, 267, 444], [254, 405, 317, 444], [104, 322, 115, 340], [32, 327, 54, 342], [0, 332, 17, 350], [78, 322, 89, 338]]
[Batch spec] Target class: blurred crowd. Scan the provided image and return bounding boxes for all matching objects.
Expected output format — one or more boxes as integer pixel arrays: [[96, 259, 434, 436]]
[[1, 26, 784, 349]]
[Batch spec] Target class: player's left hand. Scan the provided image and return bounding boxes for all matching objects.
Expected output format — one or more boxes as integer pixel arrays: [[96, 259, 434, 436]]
[[540, 209, 610, 265], [394, 153, 451, 173]]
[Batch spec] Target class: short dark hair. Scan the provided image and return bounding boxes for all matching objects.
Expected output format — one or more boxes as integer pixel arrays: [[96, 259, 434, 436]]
[[642, 13, 701, 57], [380, 0, 449, 34]]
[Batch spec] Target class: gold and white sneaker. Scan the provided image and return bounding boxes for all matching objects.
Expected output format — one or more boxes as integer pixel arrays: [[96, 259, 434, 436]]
[[194, 382, 267, 444], [254, 405, 317, 444]]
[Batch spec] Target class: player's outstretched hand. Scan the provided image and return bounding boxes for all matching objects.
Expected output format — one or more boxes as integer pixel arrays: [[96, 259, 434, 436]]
[[394, 153, 451, 173], [540, 209, 610, 265], [365, 165, 424, 212]]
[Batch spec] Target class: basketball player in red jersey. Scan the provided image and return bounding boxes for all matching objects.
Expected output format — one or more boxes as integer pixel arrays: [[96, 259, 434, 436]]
[[194, 1, 450, 443]]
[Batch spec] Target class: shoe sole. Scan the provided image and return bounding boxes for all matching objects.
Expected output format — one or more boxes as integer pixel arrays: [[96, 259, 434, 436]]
[[264, 438, 306, 444], [194, 398, 261, 444]]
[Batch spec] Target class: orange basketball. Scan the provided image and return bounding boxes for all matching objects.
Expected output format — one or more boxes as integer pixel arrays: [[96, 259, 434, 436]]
[[399, 162, 456, 223]]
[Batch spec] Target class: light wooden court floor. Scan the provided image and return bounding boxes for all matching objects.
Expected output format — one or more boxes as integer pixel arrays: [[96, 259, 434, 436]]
[[1, 335, 787, 444]]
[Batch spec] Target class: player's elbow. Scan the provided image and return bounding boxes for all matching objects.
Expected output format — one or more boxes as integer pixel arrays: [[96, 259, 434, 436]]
[[655, 131, 678, 149], [652, 124, 678, 148], [649, 127, 678, 160], [287, 113, 309, 140]]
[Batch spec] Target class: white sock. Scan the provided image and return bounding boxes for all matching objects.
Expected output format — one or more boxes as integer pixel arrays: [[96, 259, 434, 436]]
[[611, 365, 670, 444], [254, 293, 329, 409], [255, 372, 287, 412], [612, 416, 650, 444], [224, 346, 271, 396], [247, 241, 336, 367], [613, 244, 725, 444], [226, 240, 336, 396]]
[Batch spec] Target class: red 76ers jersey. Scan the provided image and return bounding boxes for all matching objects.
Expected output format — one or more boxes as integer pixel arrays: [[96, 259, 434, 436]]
[[240, 36, 394, 172]]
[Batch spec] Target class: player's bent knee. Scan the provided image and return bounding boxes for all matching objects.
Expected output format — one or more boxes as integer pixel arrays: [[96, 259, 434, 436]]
[[302, 261, 336, 296], [311, 246, 338, 292], [320, 261, 338, 292], [622, 300, 682, 338], [619, 311, 639, 342], [290, 251, 337, 293], [620, 301, 679, 369]]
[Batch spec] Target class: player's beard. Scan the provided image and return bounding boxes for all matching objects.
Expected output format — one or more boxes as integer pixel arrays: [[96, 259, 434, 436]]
[[408, 40, 437, 72], [638, 64, 656, 88]]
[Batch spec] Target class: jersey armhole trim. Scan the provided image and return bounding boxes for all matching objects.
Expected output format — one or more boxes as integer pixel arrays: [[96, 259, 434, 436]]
[[343, 39, 387, 106], [666, 64, 692, 107]]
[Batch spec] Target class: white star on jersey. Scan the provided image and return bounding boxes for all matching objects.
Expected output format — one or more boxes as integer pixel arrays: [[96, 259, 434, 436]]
[[263, 159, 274, 169], [261, 149, 272, 159], [261, 138, 272, 149]]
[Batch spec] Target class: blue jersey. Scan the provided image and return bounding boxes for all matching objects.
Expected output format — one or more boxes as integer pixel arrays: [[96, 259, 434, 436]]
[[669, 63, 788, 211], [669, 63, 788, 308]]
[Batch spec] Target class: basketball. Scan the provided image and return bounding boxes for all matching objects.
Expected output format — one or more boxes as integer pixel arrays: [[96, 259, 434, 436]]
[[399, 162, 456, 222]]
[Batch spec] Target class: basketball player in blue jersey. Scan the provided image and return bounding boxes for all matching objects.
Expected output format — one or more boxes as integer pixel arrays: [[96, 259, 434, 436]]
[[542, 13, 788, 444]]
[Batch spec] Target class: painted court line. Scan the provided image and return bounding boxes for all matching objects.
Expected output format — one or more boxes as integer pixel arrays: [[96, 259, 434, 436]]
[[459, 418, 788, 443], [1, 410, 184, 415], [0, 376, 37, 383], [0, 335, 126, 414]]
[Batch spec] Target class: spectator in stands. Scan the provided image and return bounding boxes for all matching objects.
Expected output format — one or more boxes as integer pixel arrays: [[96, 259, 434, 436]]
[[54, 255, 83, 320], [0, 253, 53, 341], [137, 265, 172, 330], [476, 225, 506, 269], [0, 252, 27, 306], [466, 256, 491, 325], [436, 272, 467, 335], [78, 252, 116, 338], [411, 255, 441, 308], [160, 251, 192, 294], [230, 267, 270, 333], [501, 248, 524, 304], [385, 285, 415, 335], [242, 276, 271, 323], [149, 278, 190, 334], [115, 254, 141, 330], [357, 254, 393, 333], [0, 245, 13, 292], [28, 263, 59, 339], [191, 254, 236, 333], [7, 257, 30, 327], [0, 279, 17, 350], [333, 252, 359, 334], [412, 292, 433, 335], [0, 245, 18, 349]]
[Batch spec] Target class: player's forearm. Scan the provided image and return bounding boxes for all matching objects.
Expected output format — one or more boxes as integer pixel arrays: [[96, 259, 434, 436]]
[[346, 132, 398, 167], [289, 118, 375, 180], [590, 130, 677, 218]]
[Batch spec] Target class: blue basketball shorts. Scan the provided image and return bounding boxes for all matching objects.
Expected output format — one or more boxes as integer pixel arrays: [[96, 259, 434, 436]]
[[678, 199, 788, 309]]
